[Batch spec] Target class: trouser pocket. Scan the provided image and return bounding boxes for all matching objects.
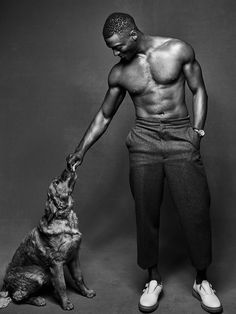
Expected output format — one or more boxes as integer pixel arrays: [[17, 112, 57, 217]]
[[188, 126, 201, 150], [125, 130, 133, 148]]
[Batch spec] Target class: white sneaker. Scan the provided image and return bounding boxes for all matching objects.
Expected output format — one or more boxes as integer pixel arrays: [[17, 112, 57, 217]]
[[192, 280, 223, 313], [139, 280, 163, 313]]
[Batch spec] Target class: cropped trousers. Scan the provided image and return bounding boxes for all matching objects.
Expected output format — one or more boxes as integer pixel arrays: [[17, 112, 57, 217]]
[[126, 115, 212, 270]]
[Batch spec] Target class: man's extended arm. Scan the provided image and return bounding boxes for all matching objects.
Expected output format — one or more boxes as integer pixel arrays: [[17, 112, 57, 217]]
[[67, 68, 126, 170], [182, 44, 208, 130]]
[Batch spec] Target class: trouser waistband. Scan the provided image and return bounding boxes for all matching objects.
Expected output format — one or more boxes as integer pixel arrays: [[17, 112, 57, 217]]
[[135, 115, 191, 128]]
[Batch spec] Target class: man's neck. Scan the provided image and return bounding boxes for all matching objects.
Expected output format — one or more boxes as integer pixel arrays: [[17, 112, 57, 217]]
[[136, 33, 153, 55]]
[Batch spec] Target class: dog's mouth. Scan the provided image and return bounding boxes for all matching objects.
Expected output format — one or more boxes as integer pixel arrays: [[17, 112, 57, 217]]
[[55, 169, 77, 195], [60, 168, 77, 187]]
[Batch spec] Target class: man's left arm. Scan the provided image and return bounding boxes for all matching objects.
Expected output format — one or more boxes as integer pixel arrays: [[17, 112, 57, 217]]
[[182, 44, 208, 130]]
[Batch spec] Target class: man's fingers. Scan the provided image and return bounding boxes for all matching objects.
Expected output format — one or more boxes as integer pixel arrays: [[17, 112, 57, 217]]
[[66, 154, 75, 170], [71, 161, 79, 172], [66, 154, 73, 164]]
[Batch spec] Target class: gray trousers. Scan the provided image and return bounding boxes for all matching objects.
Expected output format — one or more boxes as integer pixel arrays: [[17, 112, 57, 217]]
[[126, 115, 212, 270]]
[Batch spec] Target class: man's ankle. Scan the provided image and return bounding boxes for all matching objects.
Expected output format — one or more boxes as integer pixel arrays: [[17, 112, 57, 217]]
[[148, 266, 162, 284], [196, 268, 207, 284]]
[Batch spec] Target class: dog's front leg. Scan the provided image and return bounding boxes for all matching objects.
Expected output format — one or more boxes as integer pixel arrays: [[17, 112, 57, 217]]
[[68, 252, 96, 298], [49, 261, 74, 310]]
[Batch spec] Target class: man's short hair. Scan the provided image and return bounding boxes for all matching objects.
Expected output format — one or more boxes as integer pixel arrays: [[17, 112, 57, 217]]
[[103, 12, 138, 39]]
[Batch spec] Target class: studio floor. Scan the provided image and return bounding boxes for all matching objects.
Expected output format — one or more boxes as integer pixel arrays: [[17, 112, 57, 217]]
[[0, 219, 235, 314]]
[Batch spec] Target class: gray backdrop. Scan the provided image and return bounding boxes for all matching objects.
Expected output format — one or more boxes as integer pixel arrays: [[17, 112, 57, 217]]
[[0, 1, 235, 313]]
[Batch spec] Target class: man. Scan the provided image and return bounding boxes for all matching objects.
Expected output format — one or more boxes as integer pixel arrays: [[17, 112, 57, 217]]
[[67, 13, 222, 313]]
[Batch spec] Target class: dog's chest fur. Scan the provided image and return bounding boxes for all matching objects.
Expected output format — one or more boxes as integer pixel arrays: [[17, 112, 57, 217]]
[[38, 209, 82, 263], [12, 210, 82, 267]]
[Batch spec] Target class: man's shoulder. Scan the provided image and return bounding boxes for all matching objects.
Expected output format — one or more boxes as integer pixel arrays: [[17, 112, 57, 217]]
[[108, 62, 123, 87], [166, 38, 195, 62], [153, 37, 195, 62]]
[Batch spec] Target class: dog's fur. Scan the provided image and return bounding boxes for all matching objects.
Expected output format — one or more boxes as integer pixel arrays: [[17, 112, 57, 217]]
[[0, 168, 95, 310]]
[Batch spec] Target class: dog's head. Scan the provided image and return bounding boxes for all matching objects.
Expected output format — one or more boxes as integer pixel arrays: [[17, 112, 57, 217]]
[[45, 168, 77, 221], [51, 168, 77, 197]]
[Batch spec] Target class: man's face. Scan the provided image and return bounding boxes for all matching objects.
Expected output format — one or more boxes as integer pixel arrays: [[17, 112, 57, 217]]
[[105, 32, 137, 61]]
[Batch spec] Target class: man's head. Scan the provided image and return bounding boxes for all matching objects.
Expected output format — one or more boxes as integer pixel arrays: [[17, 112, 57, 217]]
[[103, 12, 138, 39], [103, 13, 141, 61]]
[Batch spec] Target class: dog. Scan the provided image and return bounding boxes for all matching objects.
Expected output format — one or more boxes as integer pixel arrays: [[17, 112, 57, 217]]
[[0, 167, 95, 310]]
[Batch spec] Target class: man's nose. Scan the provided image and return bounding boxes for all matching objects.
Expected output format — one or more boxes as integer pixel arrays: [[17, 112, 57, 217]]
[[113, 49, 120, 57]]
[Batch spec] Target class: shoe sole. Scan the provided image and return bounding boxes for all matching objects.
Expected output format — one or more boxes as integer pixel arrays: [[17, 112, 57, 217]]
[[192, 289, 223, 313], [138, 290, 163, 313], [138, 301, 159, 313]]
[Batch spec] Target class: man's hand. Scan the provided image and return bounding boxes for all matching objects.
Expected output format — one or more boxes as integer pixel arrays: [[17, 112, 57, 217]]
[[66, 152, 83, 171]]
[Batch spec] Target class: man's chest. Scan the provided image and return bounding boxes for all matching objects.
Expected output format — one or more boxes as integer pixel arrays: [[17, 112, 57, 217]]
[[119, 53, 183, 94]]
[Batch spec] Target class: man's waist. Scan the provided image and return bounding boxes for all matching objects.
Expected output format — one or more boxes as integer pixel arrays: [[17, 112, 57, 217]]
[[135, 114, 191, 128]]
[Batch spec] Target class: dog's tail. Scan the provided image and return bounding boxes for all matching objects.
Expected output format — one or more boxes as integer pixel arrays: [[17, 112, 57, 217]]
[[0, 288, 12, 309]]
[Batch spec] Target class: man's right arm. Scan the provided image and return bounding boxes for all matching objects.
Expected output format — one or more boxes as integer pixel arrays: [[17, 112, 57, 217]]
[[67, 66, 126, 170]]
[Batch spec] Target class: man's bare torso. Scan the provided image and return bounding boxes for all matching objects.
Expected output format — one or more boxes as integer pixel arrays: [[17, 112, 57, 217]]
[[67, 19, 207, 169], [112, 37, 190, 120]]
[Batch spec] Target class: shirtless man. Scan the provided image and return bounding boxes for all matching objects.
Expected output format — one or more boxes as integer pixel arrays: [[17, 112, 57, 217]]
[[67, 13, 222, 313]]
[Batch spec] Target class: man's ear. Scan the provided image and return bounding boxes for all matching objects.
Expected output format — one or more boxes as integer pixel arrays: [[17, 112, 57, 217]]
[[130, 30, 137, 41]]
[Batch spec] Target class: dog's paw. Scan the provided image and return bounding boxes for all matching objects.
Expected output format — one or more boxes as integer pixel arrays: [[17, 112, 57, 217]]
[[12, 290, 28, 302], [0, 291, 9, 298], [76, 283, 96, 298], [86, 290, 96, 298], [0, 296, 12, 309], [27, 296, 46, 306], [84, 289, 96, 298], [61, 299, 74, 311]]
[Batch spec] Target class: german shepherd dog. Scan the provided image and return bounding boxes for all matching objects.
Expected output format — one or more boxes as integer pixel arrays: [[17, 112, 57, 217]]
[[0, 167, 95, 310]]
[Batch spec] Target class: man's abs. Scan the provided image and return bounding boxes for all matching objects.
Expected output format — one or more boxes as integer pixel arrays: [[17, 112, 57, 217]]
[[130, 77, 189, 120]]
